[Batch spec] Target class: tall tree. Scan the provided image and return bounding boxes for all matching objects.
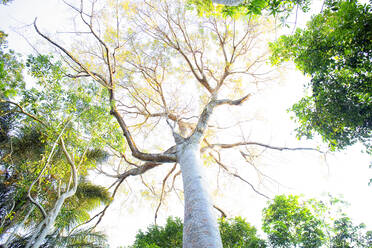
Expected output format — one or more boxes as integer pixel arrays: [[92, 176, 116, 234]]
[[0, 32, 116, 247], [5, 182, 111, 248], [32, 0, 322, 247]]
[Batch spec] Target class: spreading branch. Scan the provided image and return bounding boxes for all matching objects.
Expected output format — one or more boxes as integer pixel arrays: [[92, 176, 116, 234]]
[[154, 163, 177, 224], [33, 18, 109, 88], [109, 105, 177, 162], [215, 94, 252, 106], [202, 141, 323, 153], [27, 121, 70, 218], [209, 153, 270, 199], [3, 100, 47, 127], [72, 161, 161, 231]]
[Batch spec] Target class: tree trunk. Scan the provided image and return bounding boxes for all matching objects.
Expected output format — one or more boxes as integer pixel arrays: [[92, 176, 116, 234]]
[[26, 138, 78, 248], [4, 205, 35, 248], [27, 197, 65, 248], [211, 0, 244, 6], [178, 139, 223, 248]]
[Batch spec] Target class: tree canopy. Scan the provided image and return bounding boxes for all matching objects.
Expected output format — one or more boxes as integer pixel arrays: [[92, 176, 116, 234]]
[[0, 32, 113, 247], [129, 216, 266, 248], [262, 195, 372, 248], [1, 0, 371, 246], [270, 0, 372, 151], [128, 195, 371, 248], [188, 0, 310, 20]]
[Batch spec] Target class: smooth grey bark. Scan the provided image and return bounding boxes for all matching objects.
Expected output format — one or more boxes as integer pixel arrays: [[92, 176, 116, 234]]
[[4, 205, 35, 248], [173, 97, 231, 248], [177, 137, 223, 248], [25, 138, 79, 248], [26, 191, 75, 248], [212, 0, 244, 6]]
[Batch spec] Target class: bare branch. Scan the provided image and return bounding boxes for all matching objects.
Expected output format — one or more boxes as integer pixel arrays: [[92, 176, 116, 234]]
[[154, 163, 177, 224], [213, 205, 227, 219], [203, 141, 323, 153], [209, 153, 270, 199], [3, 100, 46, 127], [190, 93, 251, 142], [59, 137, 80, 196], [73, 161, 161, 231], [109, 105, 177, 163], [215, 93, 252, 106], [33, 18, 109, 88], [190, 96, 217, 143]]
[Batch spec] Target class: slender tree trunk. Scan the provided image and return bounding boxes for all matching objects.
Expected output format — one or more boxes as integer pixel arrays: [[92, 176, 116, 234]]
[[4, 205, 35, 248], [26, 138, 79, 248], [27, 196, 67, 248], [178, 139, 222, 248]]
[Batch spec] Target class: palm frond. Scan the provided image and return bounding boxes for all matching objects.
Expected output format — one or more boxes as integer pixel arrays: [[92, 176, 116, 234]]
[[85, 148, 109, 164], [53, 229, 109, 248], [75, 182, 112, 207]]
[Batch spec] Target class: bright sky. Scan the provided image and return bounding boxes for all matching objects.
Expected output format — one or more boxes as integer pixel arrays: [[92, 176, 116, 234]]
[[1, 0, 371, 247]]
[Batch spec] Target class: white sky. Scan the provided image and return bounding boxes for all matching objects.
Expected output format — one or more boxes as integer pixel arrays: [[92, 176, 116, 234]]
[[1, 0, 371, 247]]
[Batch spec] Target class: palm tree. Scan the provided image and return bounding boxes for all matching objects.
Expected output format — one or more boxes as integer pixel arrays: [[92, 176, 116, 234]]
[[4, 181, 111, 248], [0, 123, 110, 247], [5, 229, 109, 248]]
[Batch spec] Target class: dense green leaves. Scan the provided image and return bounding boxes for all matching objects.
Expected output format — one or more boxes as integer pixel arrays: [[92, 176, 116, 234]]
[[0, 32, 115, 247], [187, 0, 310, 20], [262, 195, 324, 248], [6, 228, 109, 248], [128, 217, 266, 248], [54, 181, 112, 231], [129, 195, 371, 248], [130, 217, 183, 248], [0, 31, 24, 100], [262, 195, 371, 248], [219, 217, 266, 248], [270, 0, 372, 151], [331, 217, 370, 248]]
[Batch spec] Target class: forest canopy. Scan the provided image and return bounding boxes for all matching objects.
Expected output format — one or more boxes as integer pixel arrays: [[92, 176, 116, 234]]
[[270, 0, 372, 151], [0, 0, 371, 247]]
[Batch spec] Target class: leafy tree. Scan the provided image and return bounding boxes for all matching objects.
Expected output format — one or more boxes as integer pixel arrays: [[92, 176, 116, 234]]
[[3, 178, 111, 248], [270, 0, 372, 151], [262, 195, 371, 248], [0, 32, 116, 248], [0, 30, 23, 145], [31, 0, 325, 246], [262, 195, 324, 248], [130, 217, 183, 248], [219, 217, 266, 248], [0, 126, 45, 241], [331, 217, 369, 248], [0, 31, 31, 240], [129, 217, 266, 248], [130, 195, 371, 248]]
